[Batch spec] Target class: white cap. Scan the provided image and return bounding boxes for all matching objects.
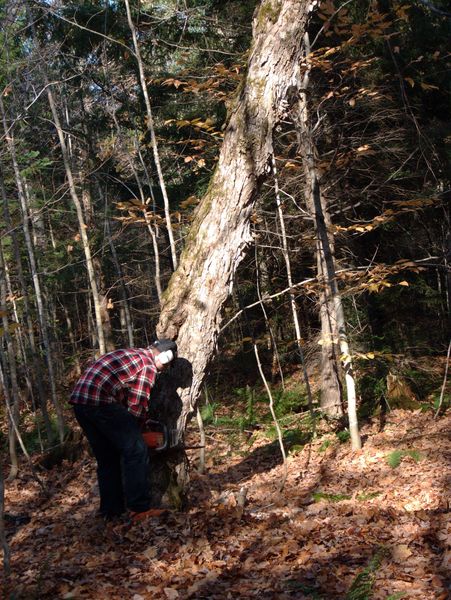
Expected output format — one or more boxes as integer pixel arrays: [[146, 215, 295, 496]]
[[158, 350, 174, 365]]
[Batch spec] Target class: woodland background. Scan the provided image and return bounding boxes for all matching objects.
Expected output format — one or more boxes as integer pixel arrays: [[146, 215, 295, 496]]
[[0, 0, 449, 597]]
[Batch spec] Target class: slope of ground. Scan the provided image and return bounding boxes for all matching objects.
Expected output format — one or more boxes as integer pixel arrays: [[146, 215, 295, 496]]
[[2, 409, 450, 599]]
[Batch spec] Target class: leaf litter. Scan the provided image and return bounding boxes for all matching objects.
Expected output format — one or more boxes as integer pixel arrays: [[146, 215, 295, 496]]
[[2, 409, 450, 599]]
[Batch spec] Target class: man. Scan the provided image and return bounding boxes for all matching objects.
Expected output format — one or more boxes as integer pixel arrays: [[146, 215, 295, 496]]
[[69, 338, 177, 522]]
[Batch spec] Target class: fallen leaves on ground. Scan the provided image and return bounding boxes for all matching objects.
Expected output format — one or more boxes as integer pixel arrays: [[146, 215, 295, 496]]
[[2, 409, 450, 599]]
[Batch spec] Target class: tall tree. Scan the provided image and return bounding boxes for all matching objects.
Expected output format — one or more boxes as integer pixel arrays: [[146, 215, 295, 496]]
[[155, 0, 312, 497]]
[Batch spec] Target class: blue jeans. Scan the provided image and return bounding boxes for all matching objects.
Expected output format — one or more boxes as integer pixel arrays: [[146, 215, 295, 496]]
[[73, 403, 150, 516]]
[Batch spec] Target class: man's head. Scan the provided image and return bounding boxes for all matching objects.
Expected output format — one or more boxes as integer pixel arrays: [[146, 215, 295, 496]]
[[150, 339, 178, 371]]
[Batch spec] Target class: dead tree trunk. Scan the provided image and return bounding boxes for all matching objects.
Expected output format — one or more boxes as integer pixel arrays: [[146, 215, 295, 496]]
[[294, 34, 361, 447], [154, 0, 311, 503]]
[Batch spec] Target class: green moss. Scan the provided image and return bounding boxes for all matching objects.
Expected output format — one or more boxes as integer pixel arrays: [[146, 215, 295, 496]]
[[356, 491, 381, 501], [258, 0, 282, 26], [166, 477, 185, 510], [319, 439, 332, 452], [312, 491, 352, 503]]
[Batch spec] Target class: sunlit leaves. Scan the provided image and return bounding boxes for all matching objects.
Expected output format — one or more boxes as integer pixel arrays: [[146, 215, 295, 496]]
[[164, 117, 222, 137], [179, 196, 199, 209], [333, 197, 439, 236]]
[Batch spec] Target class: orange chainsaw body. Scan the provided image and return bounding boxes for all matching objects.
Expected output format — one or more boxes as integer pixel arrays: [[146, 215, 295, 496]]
[[142, 430, 165, 449]]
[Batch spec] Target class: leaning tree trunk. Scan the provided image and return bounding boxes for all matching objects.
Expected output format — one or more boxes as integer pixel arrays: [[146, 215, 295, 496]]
[[154, 0, 311, 504]]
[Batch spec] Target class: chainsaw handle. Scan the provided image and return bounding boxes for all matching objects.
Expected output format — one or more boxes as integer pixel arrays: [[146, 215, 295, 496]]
[[155, 423, 169, 452]]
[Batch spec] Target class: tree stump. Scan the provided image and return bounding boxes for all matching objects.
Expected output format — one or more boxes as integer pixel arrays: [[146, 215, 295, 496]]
[[147, 357, 193, 509]]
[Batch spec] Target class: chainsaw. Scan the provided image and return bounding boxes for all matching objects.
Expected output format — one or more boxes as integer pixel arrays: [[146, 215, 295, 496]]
[[142, 420, 174, 451], [142, 419, 204, 452]]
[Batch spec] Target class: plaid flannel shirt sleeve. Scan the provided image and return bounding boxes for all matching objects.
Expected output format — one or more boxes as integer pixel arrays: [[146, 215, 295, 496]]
[[127, 364, 157, 421]]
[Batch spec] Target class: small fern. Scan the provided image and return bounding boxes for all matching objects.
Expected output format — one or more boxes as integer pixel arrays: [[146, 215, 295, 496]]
[[405, 449, 422, 462], [346, 547, 389, 600], [387, 450, 404, 468], [387, 449, 423, 468]]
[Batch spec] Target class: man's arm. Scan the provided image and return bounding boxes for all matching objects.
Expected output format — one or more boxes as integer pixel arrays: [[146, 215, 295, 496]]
[[127, 365, 157, 423]]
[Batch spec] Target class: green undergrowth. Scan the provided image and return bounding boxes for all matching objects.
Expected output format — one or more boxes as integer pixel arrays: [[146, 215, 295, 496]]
[[312, 490, 381, 503], [200, 382, 312, 431], [285, 581, 325, 598], [386, 449, 423, 469], [21, 415, 71, 454], [357, 356, 446, 420], [312, 491, 352, 503], [198, 376, 378, 463], [345, 546, 390, 600], [199, 372, 441, 468]]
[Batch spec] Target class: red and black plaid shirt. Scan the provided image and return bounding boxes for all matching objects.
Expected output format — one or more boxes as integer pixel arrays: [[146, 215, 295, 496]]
[[69, 348, 158, 420]]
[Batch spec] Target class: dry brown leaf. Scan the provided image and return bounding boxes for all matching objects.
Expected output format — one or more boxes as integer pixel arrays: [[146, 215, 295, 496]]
[[392, 544, 413, 562], [143, 546, 158, 560], [187, 570, 220, 595]]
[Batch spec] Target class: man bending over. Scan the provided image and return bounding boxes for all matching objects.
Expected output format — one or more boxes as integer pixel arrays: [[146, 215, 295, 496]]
[[69, 339, 177, 522]]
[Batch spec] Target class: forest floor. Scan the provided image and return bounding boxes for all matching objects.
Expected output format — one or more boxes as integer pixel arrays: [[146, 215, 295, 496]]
[[2, 408, 450, 600]]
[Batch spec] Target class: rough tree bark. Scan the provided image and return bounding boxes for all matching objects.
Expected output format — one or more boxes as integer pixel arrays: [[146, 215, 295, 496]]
[[153, 0, 311, 503]]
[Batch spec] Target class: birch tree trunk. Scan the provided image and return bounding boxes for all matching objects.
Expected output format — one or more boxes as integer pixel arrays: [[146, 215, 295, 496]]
[[0, 169, 52, 440], [44, 87, 106, 355], [0, 98, 65, 443], [271, 156, 315, 414], [153, 0, 311, 502], [25, 5, 106, 354], [124, 0, 178, 271]]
